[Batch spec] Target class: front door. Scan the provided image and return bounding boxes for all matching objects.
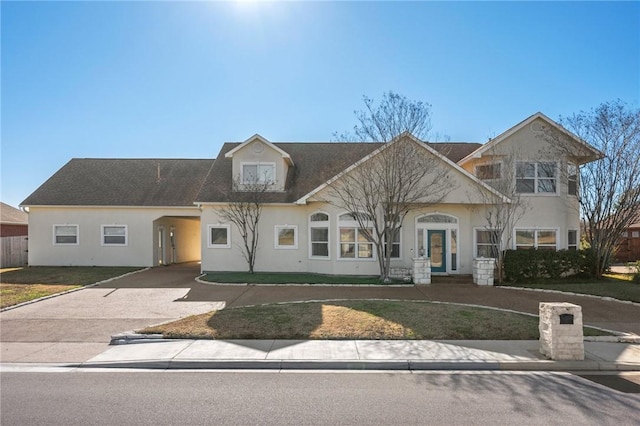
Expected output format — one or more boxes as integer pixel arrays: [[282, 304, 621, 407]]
[[427, 230, 446, 273]]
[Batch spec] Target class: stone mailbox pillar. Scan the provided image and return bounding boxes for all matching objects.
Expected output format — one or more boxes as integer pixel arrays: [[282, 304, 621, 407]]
[[539, 302, 584, 360], [412, 258, 431, 284], [473, 258, 495, 286]]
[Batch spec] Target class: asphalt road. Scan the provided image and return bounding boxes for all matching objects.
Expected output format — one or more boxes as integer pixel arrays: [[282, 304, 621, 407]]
[[2, 371, 639, 425]]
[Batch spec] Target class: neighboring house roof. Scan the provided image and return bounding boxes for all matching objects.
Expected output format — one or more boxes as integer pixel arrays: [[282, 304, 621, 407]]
[[195, 141, 482, 204], [1, 202, 28, 224], [21, 159, 214, 207], [458, 112, 604, 166]]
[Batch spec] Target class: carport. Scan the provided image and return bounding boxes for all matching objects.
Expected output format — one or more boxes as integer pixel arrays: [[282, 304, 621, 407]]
[[153, 216, 201, 266]]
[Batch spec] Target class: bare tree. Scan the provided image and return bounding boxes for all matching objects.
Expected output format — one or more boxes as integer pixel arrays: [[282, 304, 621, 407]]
[[557, 100, 640, 277], [329, 92, 455, 282], [471, 146, 529, 283], [219, 175, 272, 274]]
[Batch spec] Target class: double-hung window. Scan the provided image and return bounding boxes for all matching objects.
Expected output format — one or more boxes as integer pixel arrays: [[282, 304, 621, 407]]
[[102, 225, 127, 246], [309, 212, 329, 258], [567, 163, 578, 196], [339, 213, 374, 259], [475, 229, 500, 258], [515, 229, 557, 250], [568, 230, 578, 250], [242, 163, 275, 184], [54, 225, 79, 245], [516, 162, 557, 194], [383, 228, 401, 259]]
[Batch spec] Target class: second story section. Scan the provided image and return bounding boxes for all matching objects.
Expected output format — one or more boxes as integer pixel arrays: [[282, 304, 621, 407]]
[[458, 113, 603, 200]]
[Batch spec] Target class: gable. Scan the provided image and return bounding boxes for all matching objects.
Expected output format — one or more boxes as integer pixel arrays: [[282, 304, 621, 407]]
[[299, 134, 508, 206], [459, 112, 603, 166]]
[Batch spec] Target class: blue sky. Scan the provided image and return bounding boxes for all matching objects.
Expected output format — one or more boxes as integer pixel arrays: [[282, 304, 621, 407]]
[[2, 1, 638, 208]]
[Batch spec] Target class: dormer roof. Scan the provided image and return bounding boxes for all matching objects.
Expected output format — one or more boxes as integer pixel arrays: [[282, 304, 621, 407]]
[[224, 134, 295, 166]]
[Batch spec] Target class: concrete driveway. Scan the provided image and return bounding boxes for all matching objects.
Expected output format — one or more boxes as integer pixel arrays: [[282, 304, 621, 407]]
[[0, 264, 223, 363]]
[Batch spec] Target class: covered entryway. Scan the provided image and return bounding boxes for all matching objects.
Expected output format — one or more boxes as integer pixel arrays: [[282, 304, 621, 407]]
[[416, 213, 459, 275], [153, 216, 201, 266]]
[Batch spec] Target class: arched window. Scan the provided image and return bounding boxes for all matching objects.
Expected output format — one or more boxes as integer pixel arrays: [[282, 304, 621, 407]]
[[417, 214, 457, 224], [309, 212, 329, 258]]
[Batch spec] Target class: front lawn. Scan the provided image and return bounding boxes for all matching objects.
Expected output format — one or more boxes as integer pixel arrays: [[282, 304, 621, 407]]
[[0, 266, 142, 308], [141, 300, 610, 340], [202, 272, 404, 285], [503, 277, 640, 303]]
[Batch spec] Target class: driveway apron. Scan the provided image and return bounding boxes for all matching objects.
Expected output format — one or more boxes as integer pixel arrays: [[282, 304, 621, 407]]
[[0, 264, 222, 363]]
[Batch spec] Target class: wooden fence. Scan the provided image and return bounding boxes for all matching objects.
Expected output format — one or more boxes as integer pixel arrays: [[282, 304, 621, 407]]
[[1, 236, 28, 268]]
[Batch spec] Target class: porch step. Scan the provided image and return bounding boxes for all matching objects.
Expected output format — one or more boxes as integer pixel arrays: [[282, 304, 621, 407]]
[[429, 275, 473, 284]]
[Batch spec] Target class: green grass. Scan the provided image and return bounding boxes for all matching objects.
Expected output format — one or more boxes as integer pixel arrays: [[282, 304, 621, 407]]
[[141, 300, 610, 340], [202, 271, 404, 285], [0, 266, 143, 308], [502, 277, 640, 303]]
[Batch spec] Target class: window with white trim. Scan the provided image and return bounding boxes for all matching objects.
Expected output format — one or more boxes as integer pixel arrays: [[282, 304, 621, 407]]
[[476, 163, 501, 181], [476, 229, 499, 258], [515, 229, 557, 250], [568, 230, 578, 250], [102, 225, 127, 246], [633, 231, 640, 238], [383, 228, 401, 259], [338, 212, 374, 259], [568, 163, 578, 196], [275, 225, 297, 249], [309, 212, 329, 258], [54, 225, 78, 245], [516, 162, 557, 194], [208, 225, 230, 248], [242, 163, 275, 184]]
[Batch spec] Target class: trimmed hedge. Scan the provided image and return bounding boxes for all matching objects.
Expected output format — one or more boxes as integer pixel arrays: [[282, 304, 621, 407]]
[[503, 249, 589, 282]]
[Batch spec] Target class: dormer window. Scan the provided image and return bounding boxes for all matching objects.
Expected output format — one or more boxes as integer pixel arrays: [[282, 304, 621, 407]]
[[242, 163, 275, 184]]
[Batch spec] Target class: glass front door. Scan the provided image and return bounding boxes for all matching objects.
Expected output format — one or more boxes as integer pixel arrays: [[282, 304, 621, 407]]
[[427, 230, 446, 273]]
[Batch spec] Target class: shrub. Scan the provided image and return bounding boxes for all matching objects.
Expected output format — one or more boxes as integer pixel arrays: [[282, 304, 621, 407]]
[[631, 261, 640, 284], [503, 249, 586, 282]]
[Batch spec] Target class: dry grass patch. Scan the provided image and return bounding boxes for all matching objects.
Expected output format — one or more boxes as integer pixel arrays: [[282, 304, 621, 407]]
[[0, 266, 142, 308], [141, 300, 609, 340], [1, 284, 80, 309]]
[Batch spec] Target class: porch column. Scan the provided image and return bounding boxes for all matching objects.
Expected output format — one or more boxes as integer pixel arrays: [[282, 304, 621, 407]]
[[473, 257, 495, 286], [412, 257, 431, 284]]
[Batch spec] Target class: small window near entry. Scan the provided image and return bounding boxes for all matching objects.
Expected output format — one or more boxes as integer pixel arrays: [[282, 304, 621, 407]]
[[102, 225, 127, 246], [275, 226, 297, 249], [383, 228, 401, 259], [476, 229, 499, 258], [208, 225, 230, 248], [568, 230, 578, 250], [310, 212, 329, 258], [54, 225, 78, 245]]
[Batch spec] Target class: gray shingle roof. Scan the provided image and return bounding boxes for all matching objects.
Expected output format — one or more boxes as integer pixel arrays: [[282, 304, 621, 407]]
[[21, 141, 483, 207], [194, 141, 482, 204], [21, 159, 214, 206]]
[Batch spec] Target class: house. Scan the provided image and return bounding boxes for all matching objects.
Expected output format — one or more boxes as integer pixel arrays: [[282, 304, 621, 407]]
[[1, 202, 28, 237], [1, 202, 29, 267], [21, 112, 603, 276], [615, 208, 640, 263]]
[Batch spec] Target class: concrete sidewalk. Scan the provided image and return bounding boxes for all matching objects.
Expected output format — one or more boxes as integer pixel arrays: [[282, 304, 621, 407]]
[[58, 338, 640, 371]]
